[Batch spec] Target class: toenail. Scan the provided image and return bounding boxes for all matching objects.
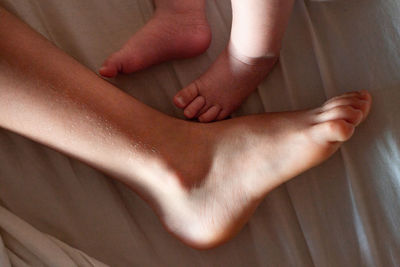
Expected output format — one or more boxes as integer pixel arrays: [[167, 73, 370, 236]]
[[176, 96, 186, 107], [184, 110, 192, 118]]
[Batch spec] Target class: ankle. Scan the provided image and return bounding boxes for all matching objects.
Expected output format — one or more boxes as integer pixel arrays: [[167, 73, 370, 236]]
[[152, 8, 211, 57], [227, 41, 280, 66]]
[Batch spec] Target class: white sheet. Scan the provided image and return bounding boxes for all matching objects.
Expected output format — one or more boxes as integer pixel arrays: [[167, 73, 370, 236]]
[[0, 0, 399, 266]]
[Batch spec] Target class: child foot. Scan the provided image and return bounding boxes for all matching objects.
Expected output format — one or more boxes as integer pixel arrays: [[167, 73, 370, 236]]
[[150, 91, 371, 248], [173, 43, 278, 122], [99, 4, 211, 77]]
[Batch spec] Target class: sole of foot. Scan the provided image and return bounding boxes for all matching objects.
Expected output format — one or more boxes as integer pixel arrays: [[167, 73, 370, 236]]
[[150, 90, 371, 249]]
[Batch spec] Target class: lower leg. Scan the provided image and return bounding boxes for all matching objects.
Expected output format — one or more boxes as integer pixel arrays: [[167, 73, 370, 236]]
[[0, 7, 372, 249], [0, 6, 194, 199], [230, 0, 294, 58], [99, 0, 211, 77]]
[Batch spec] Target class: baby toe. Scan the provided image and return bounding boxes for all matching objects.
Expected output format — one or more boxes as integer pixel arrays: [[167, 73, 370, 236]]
[[216, 109, 232, 121], [174, 83, 200, 109], [198, 105, 221, 123], [183, 96, 206, 119]]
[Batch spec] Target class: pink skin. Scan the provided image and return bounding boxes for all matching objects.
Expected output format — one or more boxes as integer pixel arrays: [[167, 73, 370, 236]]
[[0, 7, 372, 249], [173, 44, 278, 122], [99, 0, 211, 77], [100, 0, 294, 122]]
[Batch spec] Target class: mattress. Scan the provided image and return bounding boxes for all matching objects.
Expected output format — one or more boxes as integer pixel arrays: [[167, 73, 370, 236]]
[[0, 0, 399, 266]]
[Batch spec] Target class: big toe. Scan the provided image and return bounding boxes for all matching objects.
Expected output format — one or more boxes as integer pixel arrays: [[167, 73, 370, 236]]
[[314, 119, 356, 143]]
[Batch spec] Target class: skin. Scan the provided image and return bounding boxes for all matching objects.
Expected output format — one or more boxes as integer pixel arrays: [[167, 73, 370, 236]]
[[0, 7, 372, 249], [100, 0, 294, 122], [99, 0, 211, 77]]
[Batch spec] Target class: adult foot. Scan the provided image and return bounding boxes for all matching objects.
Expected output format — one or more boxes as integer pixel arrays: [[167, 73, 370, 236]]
[[146, 91, 371, 249], [173, 43, 278, 122], [99, 1, 211, 77]]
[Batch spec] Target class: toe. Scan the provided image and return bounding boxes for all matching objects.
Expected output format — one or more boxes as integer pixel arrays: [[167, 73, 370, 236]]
[[313, 119, 355, 143], [359, 90, 371, 101], [184, 96, 206, 119], [99, 61, 119, 78], [322, 96, 370, 114], [174, 82, 200, 109], [99, 52, 123, 78], [99, 67, 117, 78], [358, 90, 372, 120], [317, 105, 363, 125], [198, 105, 221, 123], [216, 109, 231, 121], [322, 90, 372, 122]]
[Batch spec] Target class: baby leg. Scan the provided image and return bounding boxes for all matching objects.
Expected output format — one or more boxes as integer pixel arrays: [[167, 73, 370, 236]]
[[174, 0, 294, 122], [230, 0, 294, 58]]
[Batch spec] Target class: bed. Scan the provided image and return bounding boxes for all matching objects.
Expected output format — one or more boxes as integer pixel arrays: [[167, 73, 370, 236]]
[[0, 0, 399, 266]]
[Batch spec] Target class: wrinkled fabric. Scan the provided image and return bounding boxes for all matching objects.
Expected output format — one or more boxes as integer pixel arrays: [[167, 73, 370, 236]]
[[0, 0, 399, 266]]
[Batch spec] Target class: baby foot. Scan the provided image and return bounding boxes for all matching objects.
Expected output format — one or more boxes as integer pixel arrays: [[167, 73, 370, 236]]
[[173, 43, 278, 122], [151, 91, 371, 248], [99, 5, 211, 77]]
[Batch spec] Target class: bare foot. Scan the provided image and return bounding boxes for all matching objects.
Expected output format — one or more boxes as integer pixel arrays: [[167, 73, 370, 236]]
[[99, 2, 211, 77], [142, 91, 371, 249], [173, 43, 278, 122]]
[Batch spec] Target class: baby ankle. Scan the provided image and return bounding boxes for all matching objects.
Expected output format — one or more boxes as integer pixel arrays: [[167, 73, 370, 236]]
[[227, 41, 279, 66]]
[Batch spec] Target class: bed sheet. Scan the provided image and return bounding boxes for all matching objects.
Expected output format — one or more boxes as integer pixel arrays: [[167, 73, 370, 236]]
[[0, 0, 399, 266]]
